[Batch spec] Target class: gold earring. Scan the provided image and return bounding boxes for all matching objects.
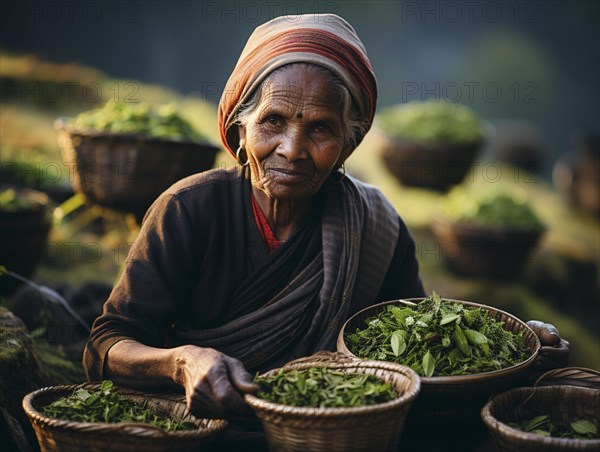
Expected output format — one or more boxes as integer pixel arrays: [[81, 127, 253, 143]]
[[236, 145, 249, 167], [331, 163, 346, 184]]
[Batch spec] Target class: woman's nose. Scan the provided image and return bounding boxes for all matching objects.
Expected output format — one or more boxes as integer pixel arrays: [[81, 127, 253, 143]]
[[276, 128, 308, 161]]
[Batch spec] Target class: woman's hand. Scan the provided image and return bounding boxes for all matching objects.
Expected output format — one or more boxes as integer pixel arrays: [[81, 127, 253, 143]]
[[175, 345, 257, 419], [526, 320, 570, 378]]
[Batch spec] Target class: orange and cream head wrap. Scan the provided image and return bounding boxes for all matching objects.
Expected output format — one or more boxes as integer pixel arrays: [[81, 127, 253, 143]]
[[218, 13, 378, 158]]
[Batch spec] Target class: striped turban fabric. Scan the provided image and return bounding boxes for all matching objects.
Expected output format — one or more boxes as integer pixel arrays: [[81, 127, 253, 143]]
[[218, 13, 378, 158]]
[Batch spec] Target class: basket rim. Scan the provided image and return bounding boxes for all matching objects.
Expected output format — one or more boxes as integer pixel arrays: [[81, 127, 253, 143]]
[[338, 297, 541, 384], [244, 358, 421, 418], [55, 117, 220, 149], [481, 385, 600, 445], [22, 382, 228, 438], [431, 215, 547, 236]]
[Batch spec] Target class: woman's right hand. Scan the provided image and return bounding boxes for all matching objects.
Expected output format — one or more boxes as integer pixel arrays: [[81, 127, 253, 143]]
[[175, 345, 257, 419]]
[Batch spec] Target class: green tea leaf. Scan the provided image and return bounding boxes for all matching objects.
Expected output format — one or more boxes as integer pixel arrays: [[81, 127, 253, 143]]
[[530, 429, 551, 437], [463, 329, 488, 345], [524, 415, 549, 431], [440, 313, 460, 326], [391, 330, 406, 357], [571, 420, 597, 435], [101, 380, 113, 394], [422, 351, 435, 377], [390, 306, 406, 327], [74, 389, 90, 402], [297, 372, 306, 395], [454, 324, 470, 356]]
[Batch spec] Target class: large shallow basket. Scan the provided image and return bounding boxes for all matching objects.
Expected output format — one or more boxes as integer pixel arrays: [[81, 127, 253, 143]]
[[244, 351, 421, 452], [22, 382, 227, 452], [337, 298, 540, 432], [431, 217, 545, 278], [56, 119, 220, 221], [481, 368, 600, 451]]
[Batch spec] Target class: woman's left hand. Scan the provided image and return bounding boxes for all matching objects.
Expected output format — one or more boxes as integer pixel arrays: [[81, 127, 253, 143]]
[[526, 320, 570, 378]]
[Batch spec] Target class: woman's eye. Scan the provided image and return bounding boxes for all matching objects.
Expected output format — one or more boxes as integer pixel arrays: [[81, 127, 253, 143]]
[[264, 115, 283, 127], [312, 124, 331, 134]]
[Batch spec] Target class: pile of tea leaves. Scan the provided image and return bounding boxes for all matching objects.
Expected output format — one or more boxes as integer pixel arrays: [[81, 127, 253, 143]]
[[509, 415, 598, 439], [42, 380, 196, 431], [345, 292, 532, 377], [255, 367, 397, 408], [71, 101, 207, 141]]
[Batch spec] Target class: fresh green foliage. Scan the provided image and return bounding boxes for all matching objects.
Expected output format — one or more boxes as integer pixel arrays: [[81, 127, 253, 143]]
[[42, 380, 196, 431], [443, 188, 545, 230], [70, 101, 207, 141], [0, 188, 44, 211], [345, 292, 532, 377], [509, 415, 598, 439], [254, 367, 397, 408], [377, 100, 483, 145]]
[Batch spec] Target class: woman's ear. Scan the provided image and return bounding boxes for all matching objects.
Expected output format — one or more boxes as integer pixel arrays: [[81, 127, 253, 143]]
[[237, 125, 246, 142], [336, 146, 352, 167]]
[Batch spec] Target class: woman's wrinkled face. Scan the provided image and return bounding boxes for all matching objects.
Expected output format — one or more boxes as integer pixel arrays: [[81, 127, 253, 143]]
[[238, 65, 347, 201]]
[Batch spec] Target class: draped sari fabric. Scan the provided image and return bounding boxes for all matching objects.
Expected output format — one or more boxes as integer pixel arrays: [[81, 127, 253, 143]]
[[171, 175, 400, 371]]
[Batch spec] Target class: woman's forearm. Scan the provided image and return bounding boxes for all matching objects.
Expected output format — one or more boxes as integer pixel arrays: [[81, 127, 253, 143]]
[[105, 340, 256, 417], [104, 339, 188, 390]]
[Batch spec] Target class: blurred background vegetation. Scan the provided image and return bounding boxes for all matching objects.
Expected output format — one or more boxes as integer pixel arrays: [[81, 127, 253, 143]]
[[0, 4, 598, 441]]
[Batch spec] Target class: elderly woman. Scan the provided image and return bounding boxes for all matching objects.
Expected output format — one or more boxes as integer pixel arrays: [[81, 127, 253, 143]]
[[84, 14, 568, 428]]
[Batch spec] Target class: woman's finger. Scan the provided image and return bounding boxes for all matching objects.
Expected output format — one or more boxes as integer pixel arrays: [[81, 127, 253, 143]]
[[226, 357, 258, 393], [540, 340, 570, 365], [527, 320, 561, 346]]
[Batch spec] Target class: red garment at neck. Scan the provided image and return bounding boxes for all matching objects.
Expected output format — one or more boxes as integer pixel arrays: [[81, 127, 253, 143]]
[[251, 195, 281, 253]]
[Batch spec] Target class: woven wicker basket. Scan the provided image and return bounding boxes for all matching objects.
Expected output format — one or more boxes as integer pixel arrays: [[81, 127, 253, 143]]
[[0, 186, 51, 295], [431, 217, 545, 279], [55, 119, 220, 220], [22, 383, 228, 452], [378, 137, 483, 192], [244, 351, 421, 452], [481, 368, 600, 451], [337, 298, 540, 430]]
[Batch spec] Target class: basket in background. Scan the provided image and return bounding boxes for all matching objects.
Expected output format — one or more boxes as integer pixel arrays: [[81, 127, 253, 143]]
[[378, 137, 483, 192], [244, 351, 421, 452], [430, 217, 545, 279], [22, 382, 227, 452], [55, 119, 220, 221]]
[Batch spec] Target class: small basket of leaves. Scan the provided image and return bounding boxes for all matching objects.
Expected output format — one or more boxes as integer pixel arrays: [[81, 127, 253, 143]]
[[481, 368, 600, 451], [244, 351, 421, 452], [337, 292, 540, 431], [22, 380, 227, 452], [55, 101, 220, 221]]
